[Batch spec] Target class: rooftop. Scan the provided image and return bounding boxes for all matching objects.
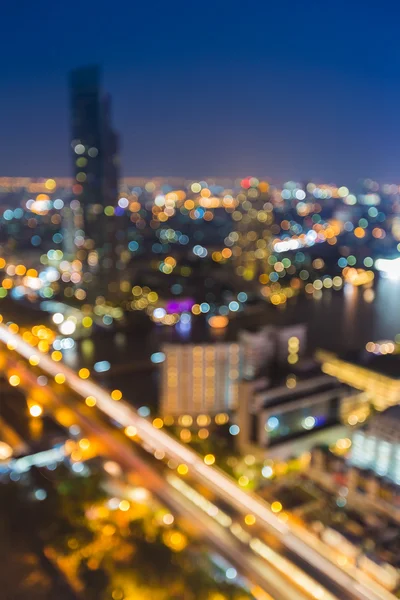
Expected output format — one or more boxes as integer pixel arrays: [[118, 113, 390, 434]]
[[341, 349, 400, 380], [254, 357, 329, 391]]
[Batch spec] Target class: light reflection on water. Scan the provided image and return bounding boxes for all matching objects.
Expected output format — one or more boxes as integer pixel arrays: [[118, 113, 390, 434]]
[[217, 276, 400, 355], [71, 278, 400, 363], [372, 277, 400, 341], [291, 277, 400, 352]]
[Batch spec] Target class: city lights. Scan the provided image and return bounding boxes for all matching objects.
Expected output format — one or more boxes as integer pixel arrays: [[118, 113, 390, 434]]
[[29, 404, 43, 417], [1, 26, 400, 600]]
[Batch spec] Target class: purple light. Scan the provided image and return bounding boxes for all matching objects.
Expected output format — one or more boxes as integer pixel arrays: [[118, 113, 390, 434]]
[[166, 298, 195, 313]]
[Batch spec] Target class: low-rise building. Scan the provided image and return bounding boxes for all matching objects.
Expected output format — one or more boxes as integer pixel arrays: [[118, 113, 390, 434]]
[[236, 360, 353, 455], [317, 346, 400, 416]]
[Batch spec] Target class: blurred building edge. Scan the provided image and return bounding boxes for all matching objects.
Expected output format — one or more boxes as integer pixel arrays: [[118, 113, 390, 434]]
[[68, 65, 120, 282]]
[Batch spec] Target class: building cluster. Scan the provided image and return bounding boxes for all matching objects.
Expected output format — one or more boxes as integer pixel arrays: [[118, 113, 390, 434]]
[[160, 324, 362, 460]]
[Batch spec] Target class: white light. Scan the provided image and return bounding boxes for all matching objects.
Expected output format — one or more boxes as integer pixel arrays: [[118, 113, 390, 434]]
[[131, 487, 149, 502], [103, 460, 122, 477], [118, 197, 129, 208], [34, 489, 47, 501], [0, 441, 13, 460], [30, 405, 42, 417], [60, 320, 76, 335], [344, 194, 357, 205], [274, 239, 301, 253], [69, 425, 80, 436], [262, 466, 273, 478], [163, 513, 174, 525], [375, 257, 400, 278], [226, 567, 237, 579], [52, 312, 64, 325], [155, 195, 165, 207], [153, 308, 166, 319], [266, 416, 279, 431], [74, 144, 85, 154], [61, 338, 75, 349], [45, 267, 60, 282], [12, 446, 65, 473], [302, 416, 316, 430], [193, 245, 208, 258], [306, 230, 318, 242], [53, 199, 64, 210], [108, 497, 120, 510]]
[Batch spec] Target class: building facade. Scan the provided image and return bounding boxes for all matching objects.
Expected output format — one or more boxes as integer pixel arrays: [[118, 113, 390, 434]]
[[236, 369, 351, 454], [160, 342, 240, 416], [350, 406, 400, 485]]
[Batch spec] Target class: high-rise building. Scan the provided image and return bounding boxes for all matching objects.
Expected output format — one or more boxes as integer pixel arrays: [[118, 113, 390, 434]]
[[69, 65, 119, 255], [232, 178, 273, 283]]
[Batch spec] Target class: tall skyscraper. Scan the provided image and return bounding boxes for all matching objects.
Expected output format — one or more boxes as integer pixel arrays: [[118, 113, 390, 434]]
[[101, 93, 119, 208], [233, 179, 273, 283], [69, 66, 119, 255]]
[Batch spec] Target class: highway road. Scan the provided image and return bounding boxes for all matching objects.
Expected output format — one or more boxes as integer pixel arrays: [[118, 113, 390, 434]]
[[2, 354, 321, 600], [0, 322, 394, 600]]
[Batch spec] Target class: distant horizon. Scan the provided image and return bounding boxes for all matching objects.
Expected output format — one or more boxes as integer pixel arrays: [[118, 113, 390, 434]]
[[0, 174, 396, 187]]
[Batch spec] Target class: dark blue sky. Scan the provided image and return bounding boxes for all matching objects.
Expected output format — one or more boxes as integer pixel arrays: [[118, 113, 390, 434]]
[[1, 0, 399, 182]]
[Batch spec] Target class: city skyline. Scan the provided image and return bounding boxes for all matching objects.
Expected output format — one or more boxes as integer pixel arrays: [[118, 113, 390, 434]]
[[2, 3, 400, 599]]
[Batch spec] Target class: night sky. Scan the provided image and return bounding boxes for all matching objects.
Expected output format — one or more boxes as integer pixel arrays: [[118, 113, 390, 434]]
[[1, 0, 399, 183]]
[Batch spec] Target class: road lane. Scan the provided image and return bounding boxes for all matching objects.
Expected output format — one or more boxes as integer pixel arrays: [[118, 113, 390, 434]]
[[3, 356, 316, 600], [0, 322, 391, 600]]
